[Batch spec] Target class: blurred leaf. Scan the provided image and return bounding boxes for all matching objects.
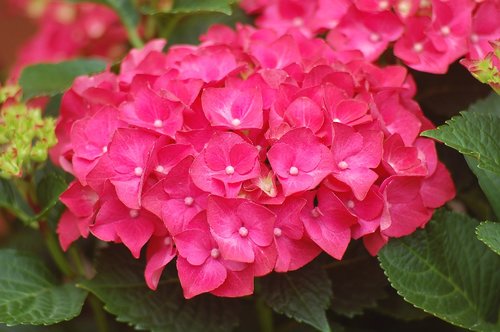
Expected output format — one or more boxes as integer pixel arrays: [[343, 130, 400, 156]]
[[0, 179, 34, 224], [33, 163, 68, 220], [260, 261, 332, 332], [19, 59, 106, 101], [476, 222, 500, 255], [143, 0, 233, 15], [163, 6, 252, 45], [79, 246, 239, 332], [0, 249, 87, 326], [379, 210, 500, 332]]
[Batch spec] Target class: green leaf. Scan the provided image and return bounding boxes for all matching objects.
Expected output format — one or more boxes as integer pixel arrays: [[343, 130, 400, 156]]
[[0, 179, 34, 223], [476, 222, 500, 255], [0, 249, 87, 326], [374, 289, 429, 321], [79, 246, 239, 332], [259, 261, 332, 332], [19, 59, 106, 101], [163, 6, 252, 45], [462, 94, 500, 220], [33, 163, 68, 220], [422, 111, 500, 175], [327, 248, 387, 318], [143, 0, 233, 14], [465, 157, 500, 220], [378, 210, 500, 332]]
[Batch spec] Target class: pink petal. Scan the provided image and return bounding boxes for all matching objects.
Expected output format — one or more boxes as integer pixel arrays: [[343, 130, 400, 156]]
[[177, 256, 227, 299]]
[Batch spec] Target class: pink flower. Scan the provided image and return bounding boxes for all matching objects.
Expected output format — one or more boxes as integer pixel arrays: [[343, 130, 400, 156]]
[[57, 181, 98, 250], [121, 86, 184, 137], [206, 196, 277, 276], [106, 128, 158, 209], [329, 123, 383, 200], [190, 132, 261, 197], [144, 233, 176, 290], [301, 187, 357, 260], [268, 198, 321, 272], [175, 212, 254, 298], [201, 85, 263, 130], [268, 128, 334, 196], [92, 185, 157, 258], [378, 176, 431, 237]]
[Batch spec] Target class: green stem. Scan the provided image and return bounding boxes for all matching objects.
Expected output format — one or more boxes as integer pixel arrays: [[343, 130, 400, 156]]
[[161, 14, 185, 40], [256, 297, 274, 332], [41, 222, 74, 277], [88, 294, 109, 332], [127, 27, 145, 48]]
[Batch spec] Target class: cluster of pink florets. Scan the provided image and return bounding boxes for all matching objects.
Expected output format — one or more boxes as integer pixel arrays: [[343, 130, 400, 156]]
[[241, 0, 500, 74], [52, 24, 455, 299], [8, 0, 127, 81]]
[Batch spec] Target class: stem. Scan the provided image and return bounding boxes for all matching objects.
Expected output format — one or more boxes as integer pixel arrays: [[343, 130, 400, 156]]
[[88, 294, 109, 332], [127, 27, 144, 49], [161, 14, 185, 40], [41, 222, 74, 277], [256, 297, 274, 332]]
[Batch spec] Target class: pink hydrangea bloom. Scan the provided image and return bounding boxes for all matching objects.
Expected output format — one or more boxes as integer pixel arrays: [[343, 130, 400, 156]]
[[54, 25, 455, 298]]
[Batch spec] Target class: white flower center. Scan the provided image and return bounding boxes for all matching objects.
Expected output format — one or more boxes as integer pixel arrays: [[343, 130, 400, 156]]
[[440, 26, 450, 35], [397, 1, 411, 16], [338, 161, 349, 170], [413, 42, 424, 53], [155, 165, 165, 173], [102, 146, 108, 153], [311, 207, 322, 218], [239, 226, 249, 237], [370, 33, 381, 43], [289, 166, 299, 175], [164, 237, 172, 246], [184, 196, 194, 206], [134, 167, 143, 176], [379, 0, 390, 10], [347, 200, 355, 209], [225, 165, 235, 175], [274, 227, 282, 237], [292, 17, 304, 27], [154, 119, 163, 128], [471, 34, 479, 43], [129, 209, 139, 218], [210, 248, 220, 258], [333, 118, 341, 123], [231, 118, 241, 126]]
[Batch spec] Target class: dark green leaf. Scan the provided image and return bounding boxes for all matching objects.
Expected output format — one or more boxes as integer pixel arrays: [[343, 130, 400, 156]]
[[0, 179, 34, 223], [327, 249, 387, 318], [19, 59, 106, 101], [143, 0, 233, 15], [421, 111, 500, 175], [379, 210, 500, 332], [465, 157, 500, 220], [260, 262, 332, 332], [476, 222, 500, 255], [33, 163, 68, 216], [374, 289, 429, 321], [0, 250, 87, 325], [79, 246, 239, 332]]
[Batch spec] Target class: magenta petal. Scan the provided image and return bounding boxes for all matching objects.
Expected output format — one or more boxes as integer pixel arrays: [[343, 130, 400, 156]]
[[177, 256, 227, 299], [110, 175, 142, 210], [57, 211, 89, 251], [206, 196, 241, 237], [284, 96, 324, 133], [420, 162, 455, 209], [237, 201, 275, 247], [144, 236, 176, 290], [210, 265, 254, 297], [252, 243, 277, 276], [334, 168, 378, 201], [230, 144, 259, 175], [175, 229, 211, 266], [115, 215, 155, 258], [212, 232, 255, 263], [275, 236, 321, 272]]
